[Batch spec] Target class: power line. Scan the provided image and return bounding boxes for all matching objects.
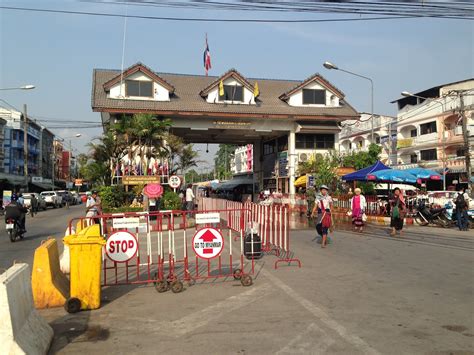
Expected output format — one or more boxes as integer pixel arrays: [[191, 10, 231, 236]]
[[0, 5, 454, 23]]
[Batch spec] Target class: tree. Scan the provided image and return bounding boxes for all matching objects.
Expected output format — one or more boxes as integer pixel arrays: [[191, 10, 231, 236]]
[[214, 144, 236, 180], [185, 169, 200, 183], [177, 144, 199, 184], [342, 143, 382, 170], [297, 153, 339, 191]]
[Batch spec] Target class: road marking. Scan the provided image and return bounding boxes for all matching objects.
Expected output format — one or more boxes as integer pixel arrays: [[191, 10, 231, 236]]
[[276, 322, 335, 354], [262, 269, 380, 355], [170, 283, 273, 336]]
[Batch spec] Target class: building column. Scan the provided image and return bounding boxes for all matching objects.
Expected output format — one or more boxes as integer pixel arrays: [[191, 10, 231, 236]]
[[252, 140, 263, 201], [288, 129, 296, 198]]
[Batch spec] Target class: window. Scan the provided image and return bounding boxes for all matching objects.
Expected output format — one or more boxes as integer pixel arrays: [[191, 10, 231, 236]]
[[375, 136, 381, 144], [302, 89, 326, 105], [410, 154, 418, 163], [125, 80, 153, 97], [420, 149, 437, 161], [295, 134, 334, 149], [410, 129, 417, 137], [219, 85, 243, 102], [420, 121, 437, 135], [264, 140, 276, 156], [456, 148, 466, 157]]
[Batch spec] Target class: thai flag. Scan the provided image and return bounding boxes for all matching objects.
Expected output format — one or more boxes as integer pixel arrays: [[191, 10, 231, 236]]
[[203, 34, 211, 75], [443, 167, 450, 175]]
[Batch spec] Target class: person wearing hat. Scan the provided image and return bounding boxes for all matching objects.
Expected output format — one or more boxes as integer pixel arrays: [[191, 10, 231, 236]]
[[311, 185, 333, 248], [351, 188, 367, 233]]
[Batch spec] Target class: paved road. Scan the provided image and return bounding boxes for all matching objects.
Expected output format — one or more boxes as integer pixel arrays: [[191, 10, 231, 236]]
[[33, 219, 472, 354], [0, 205, 84, 270]]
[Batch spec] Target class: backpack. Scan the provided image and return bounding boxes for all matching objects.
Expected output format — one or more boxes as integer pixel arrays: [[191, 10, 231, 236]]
[[455, 193, 467, 210]]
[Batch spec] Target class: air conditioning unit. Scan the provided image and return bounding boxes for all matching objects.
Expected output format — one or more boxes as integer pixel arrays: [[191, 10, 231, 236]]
[[299, 153, 308, 162]]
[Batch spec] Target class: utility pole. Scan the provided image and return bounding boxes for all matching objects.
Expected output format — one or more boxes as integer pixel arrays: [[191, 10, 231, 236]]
[[23, 104, 28, 189], [460, 91, 472, 191], [51, 152, 55, 191]]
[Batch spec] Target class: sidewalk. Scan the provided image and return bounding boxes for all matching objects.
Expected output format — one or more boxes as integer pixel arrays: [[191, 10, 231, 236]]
[[40, 227, 473, 354]]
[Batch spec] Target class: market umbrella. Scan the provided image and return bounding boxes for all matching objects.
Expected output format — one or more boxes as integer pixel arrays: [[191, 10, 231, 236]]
[[143, 183, 164, 198], [294, 175, 307, 187], [405, 167, 441, 180], [367, 169, 418, 184]]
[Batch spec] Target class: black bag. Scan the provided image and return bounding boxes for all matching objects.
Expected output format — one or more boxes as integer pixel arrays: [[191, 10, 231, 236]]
[[455, 193, 467, 210], [244, 232, 262, 260]]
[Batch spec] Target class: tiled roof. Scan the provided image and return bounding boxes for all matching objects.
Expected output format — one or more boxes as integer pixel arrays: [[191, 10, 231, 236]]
[[92, 66, 359, 120]]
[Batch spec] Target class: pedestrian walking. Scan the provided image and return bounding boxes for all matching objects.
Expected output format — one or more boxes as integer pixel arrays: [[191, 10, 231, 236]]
[[454, 188, 469, 231], [390, 188, 406, 236], [311, 185, 333, 248], [351, 188, 366, 233], [185, 184, 195, 217]]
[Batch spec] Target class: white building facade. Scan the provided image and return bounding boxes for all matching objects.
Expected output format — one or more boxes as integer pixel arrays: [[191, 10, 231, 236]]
[[339, 113, 397, 165], [392, 79, 474, 189]]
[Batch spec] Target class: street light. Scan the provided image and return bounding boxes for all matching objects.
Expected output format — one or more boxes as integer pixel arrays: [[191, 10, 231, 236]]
[[0, 85, 36, 91], [401, 91, 447, 190], [323, 61, 374, 142]]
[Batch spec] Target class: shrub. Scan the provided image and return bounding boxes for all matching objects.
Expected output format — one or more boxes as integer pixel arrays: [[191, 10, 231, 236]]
[[102, 206, 144, 214], [98, 185, 126, 209], [161, 191, 182, 211]]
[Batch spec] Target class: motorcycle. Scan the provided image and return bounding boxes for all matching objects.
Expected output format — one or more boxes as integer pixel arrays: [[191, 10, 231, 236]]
[[444, 202, 474, 229], [414, 200, 450, 228], [5, 217, 25, 242]]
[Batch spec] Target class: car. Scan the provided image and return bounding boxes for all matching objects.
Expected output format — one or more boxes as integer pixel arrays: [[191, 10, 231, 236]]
[[57, 190, 73, 207], [40, 191, 62, 208], [23, 193, 47, 211], [71, 191, 81, 205]]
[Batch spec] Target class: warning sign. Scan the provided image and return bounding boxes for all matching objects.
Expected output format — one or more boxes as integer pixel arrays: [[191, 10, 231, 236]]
[[106, 231, 138, 263], [192, 227, 224, 259]]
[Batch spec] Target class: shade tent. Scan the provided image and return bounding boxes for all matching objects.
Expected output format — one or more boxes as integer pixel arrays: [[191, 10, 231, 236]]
[[342, 161, 391, 182], [367, 169, 418, 184], [405, 168, 441, 180]]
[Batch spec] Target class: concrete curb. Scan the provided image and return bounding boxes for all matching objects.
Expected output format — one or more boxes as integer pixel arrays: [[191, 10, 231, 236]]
[[0, 263, 53, 354], [332, 211, 415, 227]]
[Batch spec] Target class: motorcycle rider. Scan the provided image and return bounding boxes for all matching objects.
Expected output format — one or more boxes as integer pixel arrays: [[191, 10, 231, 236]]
[[5, 194, 27, 233]]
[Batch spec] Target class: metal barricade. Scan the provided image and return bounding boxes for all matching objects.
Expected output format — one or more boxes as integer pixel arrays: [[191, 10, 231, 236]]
[[201, 198, 301, 269], [68, 208, 256, 294]]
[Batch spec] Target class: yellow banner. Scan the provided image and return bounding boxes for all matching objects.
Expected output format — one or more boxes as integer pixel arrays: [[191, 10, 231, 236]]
[[397, 138, 413, 149], [122, 176, 160, 185]]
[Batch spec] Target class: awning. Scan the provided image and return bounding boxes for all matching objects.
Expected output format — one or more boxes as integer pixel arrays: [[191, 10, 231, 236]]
[[216, 176, 254, 191], [31, 182, 54, 190]]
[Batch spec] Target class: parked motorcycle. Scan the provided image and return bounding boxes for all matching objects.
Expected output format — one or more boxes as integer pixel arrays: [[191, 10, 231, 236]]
[[414, 200, 450, 228], [444, 202, 474, 229], [5, 217, 25, 242]]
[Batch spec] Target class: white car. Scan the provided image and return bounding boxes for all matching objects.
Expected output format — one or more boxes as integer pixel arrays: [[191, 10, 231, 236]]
[[23, 193, 47, 211], [40, 191, 62, 208]]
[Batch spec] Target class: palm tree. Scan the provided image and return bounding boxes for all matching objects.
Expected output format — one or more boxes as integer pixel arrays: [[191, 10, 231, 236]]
[[177, 144, 203, 185]]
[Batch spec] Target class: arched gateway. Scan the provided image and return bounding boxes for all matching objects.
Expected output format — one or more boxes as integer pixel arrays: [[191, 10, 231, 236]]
[[92, 62, 359, 197]]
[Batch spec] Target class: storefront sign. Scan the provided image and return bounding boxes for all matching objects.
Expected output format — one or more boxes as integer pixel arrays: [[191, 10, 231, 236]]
[[122, 175, 161, 185], [32, 176, 43, 183], [336, 167, 356, 176], [2, 190, 12, 207], [74, 179, 83, 186], [397, 138, 413, 149], [278, 151, 288, 177]]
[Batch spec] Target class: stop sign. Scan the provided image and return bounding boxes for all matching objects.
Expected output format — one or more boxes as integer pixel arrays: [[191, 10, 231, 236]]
[[106, 231, 138, 263]]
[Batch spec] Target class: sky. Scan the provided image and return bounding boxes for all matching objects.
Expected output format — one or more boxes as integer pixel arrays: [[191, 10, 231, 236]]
[[0, 0, 473, 167]]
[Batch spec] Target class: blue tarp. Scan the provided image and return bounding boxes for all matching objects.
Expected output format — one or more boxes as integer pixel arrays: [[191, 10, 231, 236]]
[[405, 168, 441, 180], [342, 161, 391, 182]]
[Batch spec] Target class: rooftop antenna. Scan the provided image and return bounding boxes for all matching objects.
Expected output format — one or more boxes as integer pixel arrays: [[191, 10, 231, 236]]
[[119, 2, 129, 98]]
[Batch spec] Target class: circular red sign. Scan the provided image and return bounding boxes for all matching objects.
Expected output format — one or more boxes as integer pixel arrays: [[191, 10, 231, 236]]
[[106, 230, 138, 263], [192, 227, 224, 260]]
